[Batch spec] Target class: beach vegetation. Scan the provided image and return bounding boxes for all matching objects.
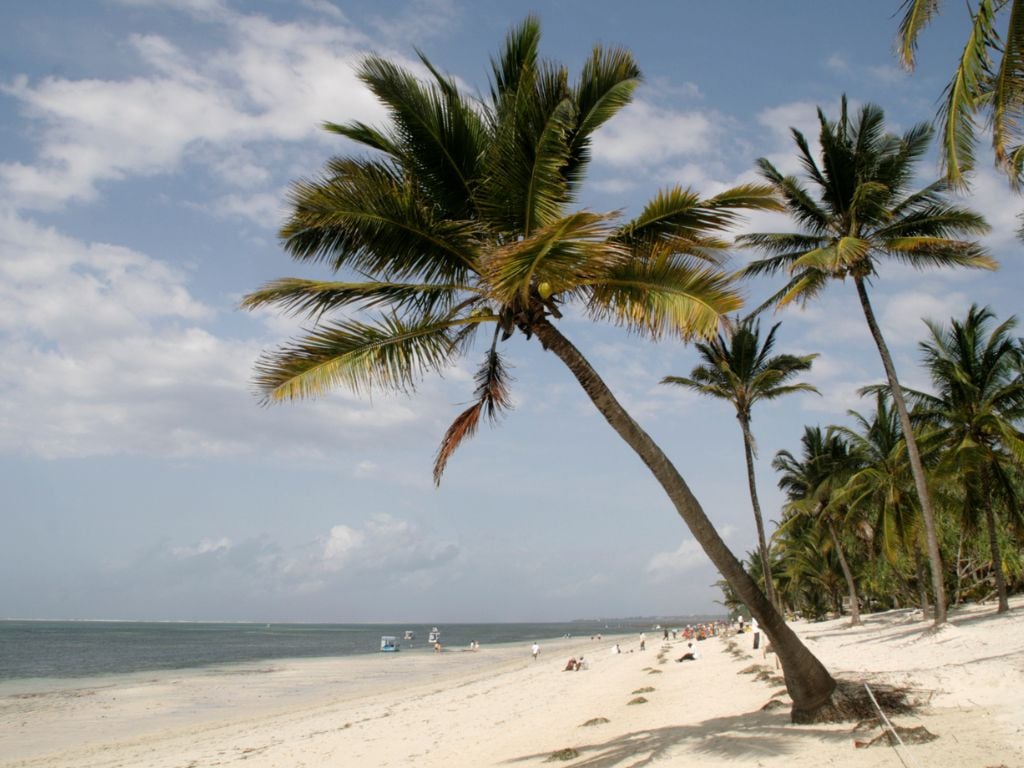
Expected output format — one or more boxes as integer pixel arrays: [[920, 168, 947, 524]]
[[739, 96, 993, 627], [242, 17, 843, 722], [662, 317, 818, 612]]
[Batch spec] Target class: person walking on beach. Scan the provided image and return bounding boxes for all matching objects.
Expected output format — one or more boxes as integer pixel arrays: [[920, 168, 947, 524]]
[[531, 642, 540, 660]]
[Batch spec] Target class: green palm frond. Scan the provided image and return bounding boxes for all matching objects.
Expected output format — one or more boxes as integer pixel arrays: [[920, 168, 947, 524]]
[[897, 0, 944, 68], [357, 54, 486, 215], [281, 158, 480, 282], [584, 258, 741, 340], [323, 120, 400, 155], [938, 0, 998, 187], [883, 238, 997, 270], [482, 211, 621, 304], [253, 313, 462, 401], [240, 278, 475, 319], [568, 45, 641, 188], [993, 0, 1024, 184], [489, 15, 541, 103], [790, 237, 869, 273]]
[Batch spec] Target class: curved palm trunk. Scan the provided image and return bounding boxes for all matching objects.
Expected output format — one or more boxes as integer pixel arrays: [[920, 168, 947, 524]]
[[854, 277, 947, 626], [532, 318, 837, 722], [738, 415, 778, 610], [826, 518, 861, 625], [979, 463, 1010, 613]]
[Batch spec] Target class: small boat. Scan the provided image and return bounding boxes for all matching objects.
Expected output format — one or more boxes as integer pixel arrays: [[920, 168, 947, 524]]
[[380, 635, 399, 652], [427, 627, 441, 644], [403, 630, 415, 641]]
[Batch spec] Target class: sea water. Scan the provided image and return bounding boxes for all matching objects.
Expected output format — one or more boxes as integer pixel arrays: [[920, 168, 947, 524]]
[[0, 618, 717, 682]]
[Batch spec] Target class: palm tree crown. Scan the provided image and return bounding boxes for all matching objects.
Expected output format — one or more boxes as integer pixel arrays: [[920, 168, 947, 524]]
[[910, 304, 1024, 612], [662, 317, 818, 607], [244, 17, 777, 481]]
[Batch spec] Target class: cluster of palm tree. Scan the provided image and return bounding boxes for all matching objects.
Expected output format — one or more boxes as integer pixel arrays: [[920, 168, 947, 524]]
[[240, 17, 1022, 721], [765, 305, 1024, 624]]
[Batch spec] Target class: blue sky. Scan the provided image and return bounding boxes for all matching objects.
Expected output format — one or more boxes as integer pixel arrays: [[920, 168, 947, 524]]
[[1, 0, 1019, 622]]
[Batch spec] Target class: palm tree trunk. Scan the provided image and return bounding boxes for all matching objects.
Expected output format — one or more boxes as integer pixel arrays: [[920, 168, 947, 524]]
[[739, 415, 778, 610], [979, 462, 1010, 613], [913, 547, 931, 618], [854, 276, 947, 626], [826, 518, 861, 625], [532, 317, 837, 722]]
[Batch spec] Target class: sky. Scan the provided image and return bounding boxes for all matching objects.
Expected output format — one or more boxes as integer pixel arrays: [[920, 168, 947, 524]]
[[1, 0, 1020, 623]]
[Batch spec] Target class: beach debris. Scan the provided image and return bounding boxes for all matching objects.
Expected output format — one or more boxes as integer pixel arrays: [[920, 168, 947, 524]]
[[854, 725, 938, 748], [580, 717, 610, 727], [631, 686, 655, 694], [545, 747, 580, 761], [797, 679, 920, 724], [760, 699, 788, 711], [739, 664, 766, 675], [647, 669, 662, 675], [627, 696, 649, 705]]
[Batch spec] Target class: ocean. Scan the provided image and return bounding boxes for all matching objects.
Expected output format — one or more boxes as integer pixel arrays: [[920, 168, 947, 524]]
[[0, 618, 717, 682]]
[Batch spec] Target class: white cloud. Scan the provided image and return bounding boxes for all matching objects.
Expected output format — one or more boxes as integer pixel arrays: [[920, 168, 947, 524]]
[[0, 210, 429, 460], [646, 525, 735, 584], [172, 537, 233, 558], [320, 514, 460, 575], [826, 54, 849, 72], [0, 8, 384, 211], [593, 99, 715, 168]]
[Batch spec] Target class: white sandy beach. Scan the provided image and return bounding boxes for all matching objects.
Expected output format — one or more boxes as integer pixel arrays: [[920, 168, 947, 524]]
[[2, 598, 1022, 768]]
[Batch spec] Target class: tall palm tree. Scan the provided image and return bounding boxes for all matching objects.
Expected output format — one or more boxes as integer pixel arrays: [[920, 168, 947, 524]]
[[897, 0, 1024, 189], [661, 317, 818, 610], [241, 18, 840, 720], [774, 427, 864, 624], [911, 305, 1024, 613], [738, 97, 994, 626]]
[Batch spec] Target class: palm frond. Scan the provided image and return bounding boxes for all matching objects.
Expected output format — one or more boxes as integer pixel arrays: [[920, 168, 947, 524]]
[[241, 278, 472, 319], [483, 211, 621, 304], [937, 0, 998, 187], [568, 45, 641, 189], [993, 0, 1024, 185], [280, 158, 479, 282], [433, 346, 513, 484], [897, 0, 944, 68], [253, 313, 460, 401], [583, 257, 741, 340], [883, 237, 998, 271]]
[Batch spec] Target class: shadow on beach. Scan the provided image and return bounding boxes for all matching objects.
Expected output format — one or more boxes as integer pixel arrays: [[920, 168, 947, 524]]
[[503, 708, 854, 767]]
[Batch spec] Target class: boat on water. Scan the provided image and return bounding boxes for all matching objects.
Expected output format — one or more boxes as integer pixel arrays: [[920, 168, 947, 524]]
[[380, 635, 399, 652], [427, 627, 441, 644], [403, 630, 415, 641]]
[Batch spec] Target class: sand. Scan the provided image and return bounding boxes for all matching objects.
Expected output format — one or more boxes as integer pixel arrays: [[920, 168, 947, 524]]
[[2, 598, 1022, 767]]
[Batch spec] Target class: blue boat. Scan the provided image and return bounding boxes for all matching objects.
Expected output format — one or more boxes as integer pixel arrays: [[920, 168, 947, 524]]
[[380, 635, 399, 652]]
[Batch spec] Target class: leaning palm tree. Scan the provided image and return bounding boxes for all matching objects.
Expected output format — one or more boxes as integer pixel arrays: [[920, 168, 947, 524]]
[[661, 317, 818, 610], [738, 97, 994, 626], [897, 0, 1024, 188], [241, 19, 841, 720], [774, 427, 864, 624], [911, 305, 1024, 613]]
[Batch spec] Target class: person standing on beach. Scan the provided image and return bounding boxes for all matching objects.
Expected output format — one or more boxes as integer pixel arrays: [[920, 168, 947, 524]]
[[531, 642, 540, 660], [639, 632, 646, 651]]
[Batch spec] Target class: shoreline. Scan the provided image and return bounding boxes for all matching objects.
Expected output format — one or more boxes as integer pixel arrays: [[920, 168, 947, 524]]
[[2, 601, 1022, 767]]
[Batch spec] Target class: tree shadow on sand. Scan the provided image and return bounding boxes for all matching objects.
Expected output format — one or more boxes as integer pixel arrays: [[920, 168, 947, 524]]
[[503, 708, 855, 767]]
